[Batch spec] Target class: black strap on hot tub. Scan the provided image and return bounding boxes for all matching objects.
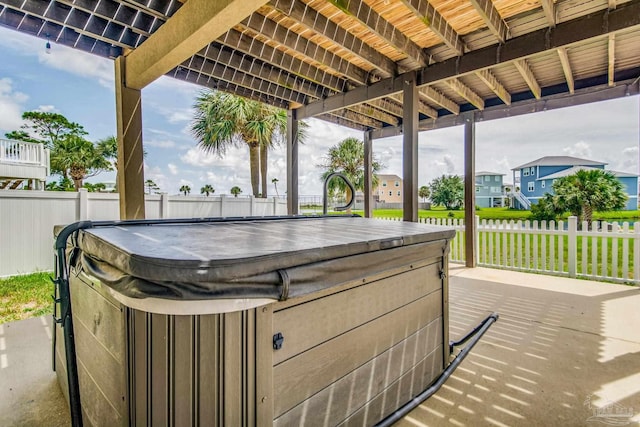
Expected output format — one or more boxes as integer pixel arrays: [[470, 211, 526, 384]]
[[277, 269, 290, 301]]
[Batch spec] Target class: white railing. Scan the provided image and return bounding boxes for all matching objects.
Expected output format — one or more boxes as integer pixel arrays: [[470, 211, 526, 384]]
[[513, 191, 531, 209], [380, 216, 640, 285], [0, 139, 49, 168]]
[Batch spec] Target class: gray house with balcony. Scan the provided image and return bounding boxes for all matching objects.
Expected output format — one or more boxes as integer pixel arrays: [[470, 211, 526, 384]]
[[475, 171, 506, 208], [0, 139, 50, 190]]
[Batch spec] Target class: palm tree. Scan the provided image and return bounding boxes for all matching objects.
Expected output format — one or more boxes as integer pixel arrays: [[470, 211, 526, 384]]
[[49, 134, 112, 190], [552, 169, 627, 225], [272, 178, 280, 198], [419, 185, 430, 202], [318, 137, 383, 206], [191, 91, 299, 198], [201, 184, 215, 196], [230, 186, 242, 197], [179, 185, 191, 196]]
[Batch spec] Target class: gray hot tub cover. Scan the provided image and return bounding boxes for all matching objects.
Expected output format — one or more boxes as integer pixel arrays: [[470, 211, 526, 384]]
[[72, 216, 454, 301]]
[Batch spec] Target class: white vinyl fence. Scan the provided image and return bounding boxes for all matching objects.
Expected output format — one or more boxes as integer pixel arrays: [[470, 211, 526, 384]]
[[0, 189, 287, 277], [382, 216, 640, 285]]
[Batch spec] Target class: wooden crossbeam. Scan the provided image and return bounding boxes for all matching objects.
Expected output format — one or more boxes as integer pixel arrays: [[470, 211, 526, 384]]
[[389, 94, 439, 119], [327, 0, 429, 68], [467, 0, 509, 43], [350, 104, 399, 126], [420, 86, 460, 114], [125, 0, 269, 89], [266, 0, 396, 78], [513, 59, 542, 99], [475, 69, 511, 105], [398, 0, 465, 55], [608, 34, 616, 87], [446, 79, 485, 110], [239, 13, 368, 85], [539, 0, 556, 27], [557, 48, 574, 94]]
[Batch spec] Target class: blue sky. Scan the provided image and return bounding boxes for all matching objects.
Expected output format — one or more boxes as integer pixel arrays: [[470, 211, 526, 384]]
[[0, 25, 638, 196]]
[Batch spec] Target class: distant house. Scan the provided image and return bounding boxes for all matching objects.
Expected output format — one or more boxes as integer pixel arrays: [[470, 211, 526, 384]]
[[475, 171, 506, 208], [375, 174, 403, 203], [510, 156, 638, 210]]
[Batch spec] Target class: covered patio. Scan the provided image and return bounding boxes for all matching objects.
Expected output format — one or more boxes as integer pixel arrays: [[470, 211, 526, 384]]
[[1, 268, 638, 426]]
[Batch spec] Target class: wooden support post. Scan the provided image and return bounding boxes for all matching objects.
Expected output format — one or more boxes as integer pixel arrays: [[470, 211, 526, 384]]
[[363, 130, 373, 218], [286, 109, 299, 215], [464, 113, 476, 267], [403, 72, 419, 222], [115, 56, 145, 220]]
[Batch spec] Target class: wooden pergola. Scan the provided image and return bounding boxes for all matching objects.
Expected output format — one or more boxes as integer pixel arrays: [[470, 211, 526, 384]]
[[1, 0, 639, 266]]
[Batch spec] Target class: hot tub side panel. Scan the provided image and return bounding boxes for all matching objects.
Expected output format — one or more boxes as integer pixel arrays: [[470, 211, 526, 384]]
[[268, 239, 449, 426]]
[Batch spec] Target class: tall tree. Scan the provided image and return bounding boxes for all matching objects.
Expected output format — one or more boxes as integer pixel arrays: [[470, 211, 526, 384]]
[[201, 184, 215, 196], [429, 175, 464, 209], [6, 111, 86, 149], [145, 179, 160, 194], [552, 169, 627, 225], [419, 185, 430, 202], [179, 185, 191, 196], [230, 186, 242, 197], [272, 178, 280, 198], [318, 137, 382, 205], [191, 91, 305, 198]]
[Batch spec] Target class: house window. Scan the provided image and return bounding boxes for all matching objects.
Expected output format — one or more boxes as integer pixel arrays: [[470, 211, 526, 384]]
[[397, 191, 401, 196], [530, 167, 535, 176], [382, 181, 387, 187], [490, 186, 501, 193], [528, 181, 535, 192], [394, 181, 399, 187], [485, 176, 490, 182], [389, 191, 392, 196], [476, 186, 481, 193], [523, 169, 529, 176], [495, 176, 499, 182], [541, 181, 545, 189]]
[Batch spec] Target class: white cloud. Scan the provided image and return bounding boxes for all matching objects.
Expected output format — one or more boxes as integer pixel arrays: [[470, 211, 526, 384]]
[[617, 146, 638, 173], [37, 104, 56, 113], [167, 163, 178, 175], [168, 110, 192, 124], [563, 141, 592, 158], [0, 78, 28, 132]]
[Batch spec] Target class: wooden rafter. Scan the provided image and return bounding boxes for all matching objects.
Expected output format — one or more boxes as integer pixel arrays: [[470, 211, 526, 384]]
[[539, 0, 556, 27], [420, 86, 460, 115], [467, 0, 509, 43], [608, 34, 615, 87], [475, 69, 511, 105], [398, 0, 465, 55], [326, 0, 429, 68], [557, 48, 574, 94], [239, 14, 368, 85], [218, 29, 350, 92], [389, 94, 439, 119], [446, 79, 485, 110], [265, 0, 396, 78], [350, 104, 399, 126], [513, 59, 542, 99]]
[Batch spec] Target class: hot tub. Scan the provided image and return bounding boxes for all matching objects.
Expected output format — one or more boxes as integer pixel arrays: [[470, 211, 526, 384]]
[[54, 216, 456, 426]]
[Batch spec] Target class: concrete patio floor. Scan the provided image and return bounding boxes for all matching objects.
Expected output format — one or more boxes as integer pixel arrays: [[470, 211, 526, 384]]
[[0, 267, 638, 426]]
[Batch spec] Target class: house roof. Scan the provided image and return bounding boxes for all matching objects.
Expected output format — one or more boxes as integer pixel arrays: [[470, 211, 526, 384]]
[[377, 174, 402, 181], [537, 166, 638, 180], [476, 171, 505, 176], [513, 156, 606, 170]]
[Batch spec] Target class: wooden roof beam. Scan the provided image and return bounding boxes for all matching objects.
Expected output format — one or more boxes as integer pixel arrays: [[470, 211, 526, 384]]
[[389, 94, 439, 118], [350, 104, 399, 126], [367, 98, 405, 118], [446, 79, 485, 110], [467, 0, 509, 43], [557, 48, 574, 94], [420, 86, 460, 114], [475, 69, 511, 105], [239, 13, 368, 85], [125, 0, 269, 89], [266, 0, 396, 79], [539, 0, 556, 27], [608, 34, 615, 86], [318, 113, 369, 131], [328, 0, 429, 68], [295, 1, 640, 119], [218, 29, 349, 92], [514, 59, 541, 99], [399, 0, 465, 55], [330, 109, 385, 129]]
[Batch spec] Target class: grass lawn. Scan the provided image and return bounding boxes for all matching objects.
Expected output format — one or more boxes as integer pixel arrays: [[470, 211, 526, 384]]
[[0, 272, 52, 324], [351, 207, 640, 222]]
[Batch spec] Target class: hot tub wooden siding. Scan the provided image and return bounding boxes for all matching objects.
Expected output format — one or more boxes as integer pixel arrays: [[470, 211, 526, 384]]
[[56, 239, 450, 426]]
